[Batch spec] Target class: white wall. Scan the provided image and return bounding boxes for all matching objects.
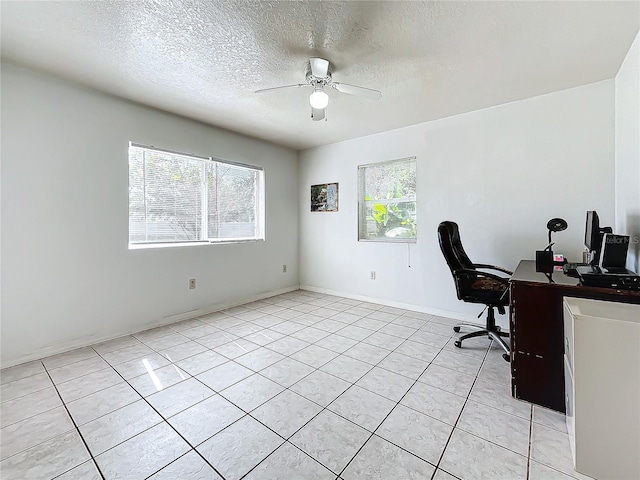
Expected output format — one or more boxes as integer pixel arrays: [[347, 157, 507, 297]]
[[1, 63, 299, 367], [615, 31, 640, 273], [299, 81, 615, 322]]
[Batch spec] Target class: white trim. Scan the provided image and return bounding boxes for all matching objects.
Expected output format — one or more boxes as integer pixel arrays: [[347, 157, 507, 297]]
[[128, 239, 265, 249], [1, 285, 300, 369], [299, 284, 483, 324], [160, 285, 299, 322], [358, 237, 417, 244], [130, 142, 211, 162], [363, 198, 415, 205], [357, 155, 417, 169], [130, 142, 263, 171]]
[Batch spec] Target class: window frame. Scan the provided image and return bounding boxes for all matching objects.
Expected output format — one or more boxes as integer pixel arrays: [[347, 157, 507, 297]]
[[357, 156, 417, 243], [128, 142, 265, 249]]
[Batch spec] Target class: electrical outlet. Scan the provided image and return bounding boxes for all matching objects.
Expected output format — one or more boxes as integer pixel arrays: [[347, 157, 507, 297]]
[[370, 271, 376, 280], [189, 278, 196, 289], [282, 264, 287, 273]]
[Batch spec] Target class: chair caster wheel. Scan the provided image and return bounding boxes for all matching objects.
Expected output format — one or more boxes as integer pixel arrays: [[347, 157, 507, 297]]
[[503, 353, 510, 362], [454, 340, 462, 348], [453, 326, 461, 333]]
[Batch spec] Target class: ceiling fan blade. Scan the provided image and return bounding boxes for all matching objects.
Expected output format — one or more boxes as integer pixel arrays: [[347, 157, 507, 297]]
[[311, 107, 326, 121], [255, 84, 307, 94], [332, 82, 382, 100], [310, 58, 329, 78]]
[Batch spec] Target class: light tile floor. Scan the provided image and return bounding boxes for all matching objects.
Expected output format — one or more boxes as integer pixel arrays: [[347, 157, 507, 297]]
[[0, 290, 592, 480]]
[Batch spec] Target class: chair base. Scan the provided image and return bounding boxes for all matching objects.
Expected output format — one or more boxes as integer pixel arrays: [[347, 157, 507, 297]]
[[453, 307, 510, 362]]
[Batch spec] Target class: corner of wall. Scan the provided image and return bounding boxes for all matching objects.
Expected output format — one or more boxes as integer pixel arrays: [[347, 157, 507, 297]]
[[614, 30, 640, 272]]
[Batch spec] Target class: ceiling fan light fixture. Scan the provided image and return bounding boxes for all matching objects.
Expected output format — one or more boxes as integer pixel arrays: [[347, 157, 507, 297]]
[[255, 57, 382, 121], [309, 88, 329, 109]]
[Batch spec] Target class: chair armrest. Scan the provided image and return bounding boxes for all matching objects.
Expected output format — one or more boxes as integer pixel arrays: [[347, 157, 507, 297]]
[[472, 264, 514, 276], [454, 268, 510, 285]]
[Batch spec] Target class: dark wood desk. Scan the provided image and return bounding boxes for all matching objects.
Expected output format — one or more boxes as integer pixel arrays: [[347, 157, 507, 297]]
[[509, 260, 640, 412]]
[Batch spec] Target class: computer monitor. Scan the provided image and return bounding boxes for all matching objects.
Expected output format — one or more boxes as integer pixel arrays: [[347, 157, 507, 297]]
[[584, 210, 612, 265], [584, 211, 599, 252]]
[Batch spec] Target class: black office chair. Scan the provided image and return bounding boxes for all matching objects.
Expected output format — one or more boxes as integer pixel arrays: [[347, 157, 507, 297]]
[[437, 221, 512, 362]]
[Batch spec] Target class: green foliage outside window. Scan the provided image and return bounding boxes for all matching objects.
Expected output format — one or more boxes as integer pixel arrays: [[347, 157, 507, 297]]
[[359, 157, 417, 241]]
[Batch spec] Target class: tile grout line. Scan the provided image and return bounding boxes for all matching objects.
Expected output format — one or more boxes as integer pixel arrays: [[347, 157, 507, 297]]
[[430, 384, 475, 478], [196, 295, 522, 479], [40, 362, 107, 480], [428, 337, 492, 480], [334, 332, 460, 479], [0, 386, 63, 429], [237, 326, 402, 479], [171, 340, 354, 478], [431, 338, 534, 479], [202, 325, 397, 478], [141, 450, 197, 480], [51, 302, 449, 474], [13, 294, 441, 403], [178, 326, 485, 479], [1, 292, 421, 376], [4, 302, 432, 412], [526, 405, 534, 480], [193, 302, 421, 479], [336, 386, 423, 477], [2, 291, 503, 479], [88, 345, 230, 480], [17, 305, 296, 410], [20, 299, 380, 454], [82, 296, 381, 478], [362, 334, 495, 480], [236, 433, 331, 480]]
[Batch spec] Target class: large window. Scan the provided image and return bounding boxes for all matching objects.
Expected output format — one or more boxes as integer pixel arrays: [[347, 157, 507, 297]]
[[128, 143, 264, 247], [358, 157, 417, 242]]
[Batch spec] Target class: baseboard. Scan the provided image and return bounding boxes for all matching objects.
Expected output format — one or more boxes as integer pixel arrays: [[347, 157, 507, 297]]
[[299, 284, 481, 324], [161, 285, 300, 323], [2, 285, 301, 369]]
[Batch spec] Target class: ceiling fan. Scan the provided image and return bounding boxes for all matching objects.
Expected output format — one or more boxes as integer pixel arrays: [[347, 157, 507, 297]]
[[255, 57, 382, 121]]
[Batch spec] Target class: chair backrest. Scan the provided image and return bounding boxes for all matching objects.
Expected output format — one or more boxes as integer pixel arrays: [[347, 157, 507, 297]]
[[438, 221, 510, 308], [438, 221, 476, 301], [437, 221, 474, 272]]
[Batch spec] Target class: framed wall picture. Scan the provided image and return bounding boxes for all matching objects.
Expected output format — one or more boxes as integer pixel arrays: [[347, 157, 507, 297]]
[[311, 183, 339, 212]]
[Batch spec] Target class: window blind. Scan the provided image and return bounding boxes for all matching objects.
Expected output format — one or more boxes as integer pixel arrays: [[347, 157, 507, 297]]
[[129, 143, 264, 246]]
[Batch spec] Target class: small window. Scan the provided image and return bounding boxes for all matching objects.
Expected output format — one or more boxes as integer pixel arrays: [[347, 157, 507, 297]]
[[358, 157, 417, 242], [128, 143, 264, 247]]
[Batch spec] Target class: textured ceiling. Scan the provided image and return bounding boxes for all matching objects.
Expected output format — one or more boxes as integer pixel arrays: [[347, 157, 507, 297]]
[[1, 1, 639, 150]]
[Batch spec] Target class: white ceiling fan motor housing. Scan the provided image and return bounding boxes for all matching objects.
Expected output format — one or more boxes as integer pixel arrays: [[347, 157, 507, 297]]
[[305, 60, 333, 87]]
